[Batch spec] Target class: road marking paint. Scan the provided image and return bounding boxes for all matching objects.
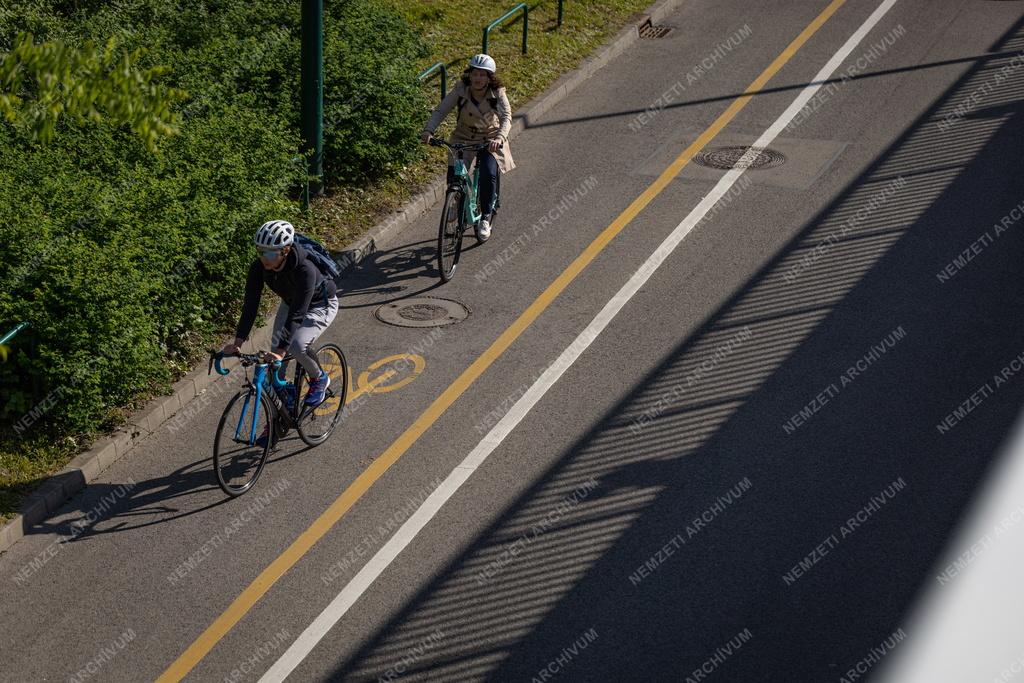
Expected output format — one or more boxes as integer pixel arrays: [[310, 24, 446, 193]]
[[258, 0, 902, 679], [316, 354, 421, 415], [356, 354, 425, 395], [158, 2, 861, 679]]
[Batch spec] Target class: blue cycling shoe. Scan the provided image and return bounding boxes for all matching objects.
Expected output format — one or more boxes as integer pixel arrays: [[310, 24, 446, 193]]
[[304, 372, 331, 406]]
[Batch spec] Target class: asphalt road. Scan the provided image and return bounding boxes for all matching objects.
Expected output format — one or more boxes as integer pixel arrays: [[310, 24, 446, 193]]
[[3, 0, 1024, 681]]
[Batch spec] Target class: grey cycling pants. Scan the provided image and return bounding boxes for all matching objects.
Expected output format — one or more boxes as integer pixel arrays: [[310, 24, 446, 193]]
[[270, 296, 339, 379]]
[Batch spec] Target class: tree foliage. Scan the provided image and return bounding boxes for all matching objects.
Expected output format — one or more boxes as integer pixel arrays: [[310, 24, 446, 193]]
[[0, 32, 187, 150]]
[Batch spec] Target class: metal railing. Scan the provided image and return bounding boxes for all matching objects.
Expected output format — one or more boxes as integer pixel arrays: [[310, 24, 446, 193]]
[[482, 3, 529, 56], [0, 321, 29, 360], [418, 61, 448, 104], [0, 321, 28, 347]]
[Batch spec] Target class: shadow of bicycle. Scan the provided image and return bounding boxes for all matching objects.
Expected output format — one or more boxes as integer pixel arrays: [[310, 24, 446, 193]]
[[333, 239, 443, 310]]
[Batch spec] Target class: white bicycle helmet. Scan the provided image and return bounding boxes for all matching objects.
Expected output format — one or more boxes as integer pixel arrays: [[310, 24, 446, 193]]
[[254, 220, 295, 249], [469, 54, 496, 73]]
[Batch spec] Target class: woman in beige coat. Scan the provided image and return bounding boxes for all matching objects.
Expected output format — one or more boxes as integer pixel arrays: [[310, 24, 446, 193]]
[[422, 54, 515, 239]]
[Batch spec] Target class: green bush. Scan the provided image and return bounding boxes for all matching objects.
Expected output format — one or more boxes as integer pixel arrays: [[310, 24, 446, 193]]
[[0, 101, 300, 434], [320, 1, 431, 182], [0, 0, 428, 439]]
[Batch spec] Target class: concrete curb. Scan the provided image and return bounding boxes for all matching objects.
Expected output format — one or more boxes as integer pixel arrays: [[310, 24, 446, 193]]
[[0, 0, 688, 555]]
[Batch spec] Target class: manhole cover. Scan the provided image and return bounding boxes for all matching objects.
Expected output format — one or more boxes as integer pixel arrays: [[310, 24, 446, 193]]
[[375, 297, 470, 328], [638, 19, 674, 39], [693, 146, 787, 170]]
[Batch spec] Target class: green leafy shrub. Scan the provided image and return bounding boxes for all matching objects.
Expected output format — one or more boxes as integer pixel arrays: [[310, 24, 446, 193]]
[[0, 0, 429, 438]]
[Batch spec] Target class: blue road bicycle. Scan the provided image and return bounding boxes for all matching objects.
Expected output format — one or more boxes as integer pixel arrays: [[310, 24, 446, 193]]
[[429, 139, 502, 282], [207, 345, 348, 496]]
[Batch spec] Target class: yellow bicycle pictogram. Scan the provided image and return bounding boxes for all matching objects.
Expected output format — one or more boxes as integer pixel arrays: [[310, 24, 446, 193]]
[[313, 353, 425, 416]]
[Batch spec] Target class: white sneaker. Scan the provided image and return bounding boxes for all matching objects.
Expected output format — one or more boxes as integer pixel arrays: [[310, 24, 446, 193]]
[[477, 218, 491, 240]]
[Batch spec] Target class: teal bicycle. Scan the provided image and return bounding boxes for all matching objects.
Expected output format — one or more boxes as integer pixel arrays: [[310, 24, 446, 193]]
[[429, 139, 502, 282], [207, 346, 348, 496]]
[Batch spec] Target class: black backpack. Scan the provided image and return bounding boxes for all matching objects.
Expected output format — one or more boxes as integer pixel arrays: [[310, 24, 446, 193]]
[[295, 233, 341, 281]]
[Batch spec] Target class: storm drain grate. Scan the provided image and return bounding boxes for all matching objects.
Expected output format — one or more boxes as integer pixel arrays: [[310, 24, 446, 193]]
[[693, 146, 787, 171], [375, 297, 470, 328], [638, 19, 674, 39]]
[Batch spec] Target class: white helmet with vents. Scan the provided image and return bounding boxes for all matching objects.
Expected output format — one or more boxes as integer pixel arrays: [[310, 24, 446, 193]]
[[469, 54, 496, 73], [254, 220, 295, 249]]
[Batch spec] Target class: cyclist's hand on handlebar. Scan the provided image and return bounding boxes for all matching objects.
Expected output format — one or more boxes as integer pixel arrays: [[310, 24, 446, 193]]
[[265, 349, 284, 363], [488, 138, 503, 153], [220, 342, 240, 356], [421, 132, 433, 145]]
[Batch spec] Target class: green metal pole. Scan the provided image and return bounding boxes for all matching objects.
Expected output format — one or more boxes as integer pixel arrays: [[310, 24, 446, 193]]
[[301, 0, 324, 196], [522, 6, 529, 55]]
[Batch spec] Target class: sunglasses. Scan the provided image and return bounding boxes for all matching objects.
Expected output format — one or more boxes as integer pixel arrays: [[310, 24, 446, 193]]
[[259, 249, 283, 260]]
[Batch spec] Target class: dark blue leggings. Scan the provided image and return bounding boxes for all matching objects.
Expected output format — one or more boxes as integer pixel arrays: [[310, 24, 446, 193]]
[[448, 149, 498, 217]]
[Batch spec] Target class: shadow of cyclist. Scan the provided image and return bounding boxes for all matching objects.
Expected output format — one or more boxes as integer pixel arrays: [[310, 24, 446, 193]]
[[333, 239, 444, 309]]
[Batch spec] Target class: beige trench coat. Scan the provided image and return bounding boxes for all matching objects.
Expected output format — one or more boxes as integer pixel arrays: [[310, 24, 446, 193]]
[[423, 81, 516, 174]]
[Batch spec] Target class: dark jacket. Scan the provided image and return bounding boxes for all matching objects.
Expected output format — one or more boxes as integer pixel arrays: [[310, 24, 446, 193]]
[[234, 242, 337, 348]]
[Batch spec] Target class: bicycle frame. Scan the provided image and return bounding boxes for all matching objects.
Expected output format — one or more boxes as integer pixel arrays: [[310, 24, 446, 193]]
[[442, 142, 498, 227], [214, 354, 290, 446], [236, 363, 289, 445], [451, 156, 484, 228]]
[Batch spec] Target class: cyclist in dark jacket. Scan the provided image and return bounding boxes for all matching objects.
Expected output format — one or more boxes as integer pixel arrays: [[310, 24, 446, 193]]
[[221, 220, 338, 410]]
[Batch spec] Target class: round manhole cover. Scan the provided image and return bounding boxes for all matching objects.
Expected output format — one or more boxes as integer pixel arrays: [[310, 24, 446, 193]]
[[375, 297, 470, 328], [694, 146, 787, 171]]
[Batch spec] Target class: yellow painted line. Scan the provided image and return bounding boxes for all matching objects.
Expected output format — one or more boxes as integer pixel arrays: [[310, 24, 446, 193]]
[[157, 3, 846, 679]]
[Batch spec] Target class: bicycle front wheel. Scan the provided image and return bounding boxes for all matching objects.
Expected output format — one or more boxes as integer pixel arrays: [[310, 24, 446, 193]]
[[213, 389, 274, 497], [297, 343, 349, 446], [437, 189, 465, 282]]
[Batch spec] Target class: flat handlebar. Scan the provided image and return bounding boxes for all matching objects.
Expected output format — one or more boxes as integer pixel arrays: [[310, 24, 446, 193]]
[[428, 138, 502, 152]]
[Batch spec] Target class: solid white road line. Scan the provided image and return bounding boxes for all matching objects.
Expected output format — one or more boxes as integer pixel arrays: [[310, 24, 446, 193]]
[[260, 1, 900, 679]]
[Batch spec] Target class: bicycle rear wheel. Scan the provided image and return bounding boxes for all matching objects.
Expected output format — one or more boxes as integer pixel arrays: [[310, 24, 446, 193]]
[[213, 389, 274, 497], [297, 343, 349, 446], [437, 188, 465, 282]]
